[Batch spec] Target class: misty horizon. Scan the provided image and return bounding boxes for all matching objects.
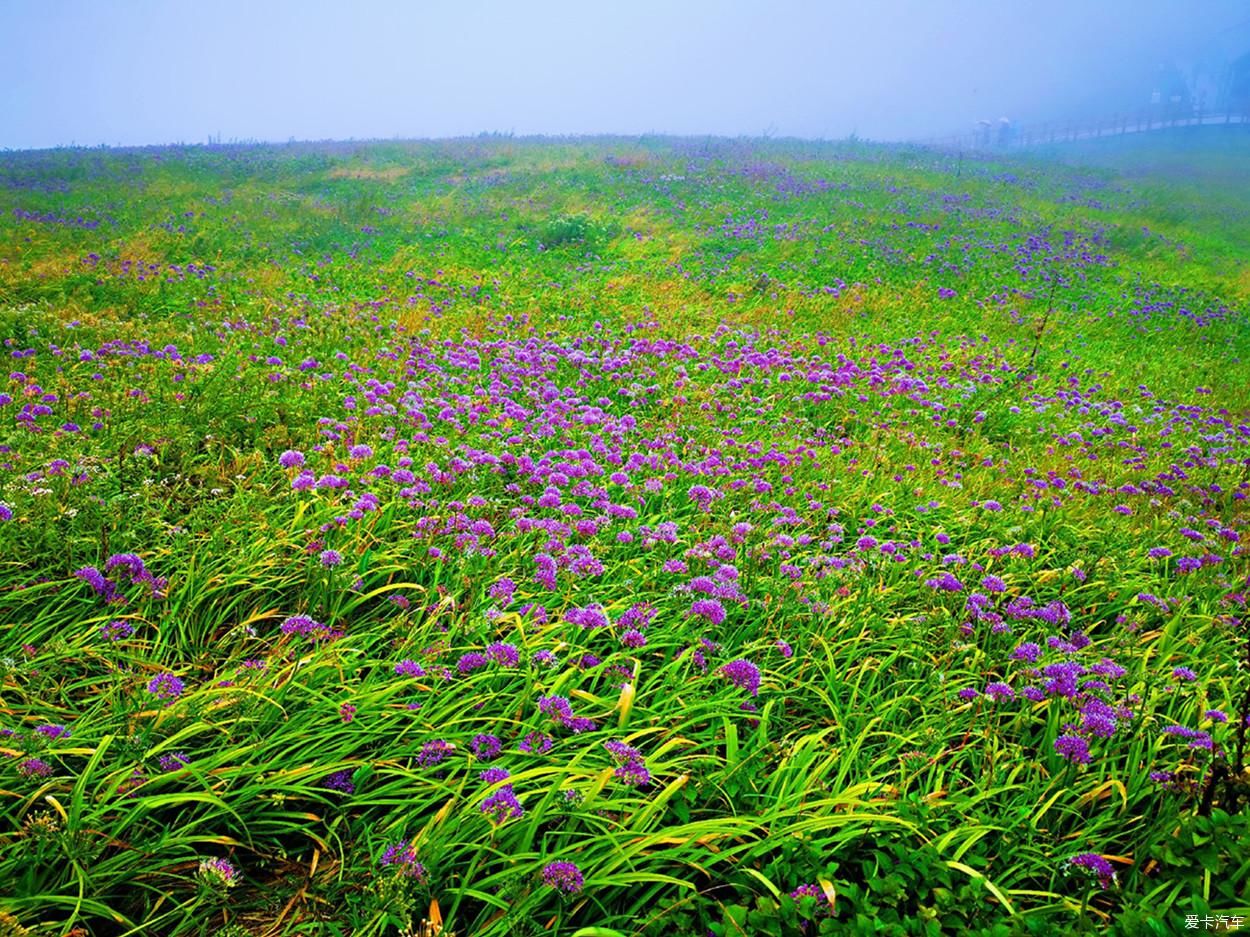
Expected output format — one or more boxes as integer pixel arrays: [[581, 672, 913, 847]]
[[2, 0, 1249, 152]]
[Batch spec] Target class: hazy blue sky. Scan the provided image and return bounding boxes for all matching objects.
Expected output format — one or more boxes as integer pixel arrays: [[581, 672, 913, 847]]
[[2, 0, 1247, 149]]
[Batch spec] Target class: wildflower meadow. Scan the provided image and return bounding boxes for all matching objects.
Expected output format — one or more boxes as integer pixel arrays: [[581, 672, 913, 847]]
[[0, 130, 1248, 935]]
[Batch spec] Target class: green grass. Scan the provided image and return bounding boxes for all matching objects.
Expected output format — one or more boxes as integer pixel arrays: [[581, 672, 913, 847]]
[[0, 132, 1248, 936]]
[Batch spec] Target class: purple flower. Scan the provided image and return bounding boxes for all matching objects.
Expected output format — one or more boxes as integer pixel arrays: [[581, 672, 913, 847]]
[[486, 642, 519, 667], [157, 752, 190, 772], [197, 857, 240, 888], [379, 840, 427, 880], [75, 566, 118, 602], [1054, 734, 1091, 764], [100, 619, 134, 641], [35, 724, 71, 740], [519, 731, 553, 755], [322, 770, 355, 793], [278, 449, 305, 469], [1147, 546, 1172, 559], [394, 659, 425, 677], [924, 572, 964, 592], [416, 740, 454, 766], [471, 733, 502, 760], [984, 682, 1014, 702], [319, 549, 343, 568], [720, 658, 761, 696], [1010, 642, 1041, 663], [981, 574, 1006, 593], [689, 598, 726, 626], [614, 758, 652, 786], [790, 882, 835, 916], [488, 578, 516, 604], [542, 860, 584, 894], [1064, 852, 1116, 889], [18, 757, 53, 777], [457, 652, 489, 674], [981, 500, 1003, 512], [147, 673, 185, 701], [620, 628, 647, 649], [1171, 667, 1197, 681], [479, 767, 511, 785], [480, 785, 524, 823], [347, 444, 373, 460], [0, 502, 12, 522]]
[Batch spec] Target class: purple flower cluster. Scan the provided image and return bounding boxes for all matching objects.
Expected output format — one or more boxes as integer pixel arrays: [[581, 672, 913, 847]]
[[605, 739, 650, 787], [538, 695, 596, 733], [379, 839, 428, 881], [541, 860, 584, 894], [719, 658, 761, 696]]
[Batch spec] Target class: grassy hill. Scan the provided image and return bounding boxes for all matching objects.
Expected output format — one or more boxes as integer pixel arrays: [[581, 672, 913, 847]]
[[0, 132, 1247, 936]]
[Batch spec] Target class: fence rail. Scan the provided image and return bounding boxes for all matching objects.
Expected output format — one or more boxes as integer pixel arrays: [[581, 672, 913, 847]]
[[919, 106, 1250, 151]]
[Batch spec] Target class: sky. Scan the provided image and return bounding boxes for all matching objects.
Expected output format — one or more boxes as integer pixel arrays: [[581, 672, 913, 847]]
[[2, 0, 1248, 150]]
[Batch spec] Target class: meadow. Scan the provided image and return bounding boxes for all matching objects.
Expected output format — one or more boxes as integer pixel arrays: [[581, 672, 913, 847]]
[[0, 129, 1247, 936]]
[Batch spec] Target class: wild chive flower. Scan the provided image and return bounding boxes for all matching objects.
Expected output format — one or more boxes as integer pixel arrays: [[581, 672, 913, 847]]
[[480, 785, 524, 823], [0, 502, 11, 522], [924, 572, 964, 592], [1171, 667, 1197, 681], [981, 574, 1006, 593], [488, 578, 516, 604], [720, 658, 761, 696], [984, 682, 1014, 701], [471, 733, 502, 760], [35, 724, 70, 740], [197, 857, 240, 888], [621, 628, 646, 648], [278, 449, 305, 468], [379, 840, 427, 880], [147, 673, 185, 702], [417, 740, 454, 766], [485, 642, 519, 667], [457, 652, 489, 674], [347, 444, 373, 460], [790, 882, 835, 917], [100, 619, 134, 641], [519, 731, 553, 754], [394, 659, 425, 677], [319, 549, 343, 567], [18, 757, 53, 777], [542, 860, 584, 894], [1063, 853, 1116, 889], [1010, 642, 1041, 663], [75, 566, 118, 602], [1054, 734, 1091, 764], [280, 614, 326, 637], [157, 752, 190, 771], [321, 770, 355, 793], [689, 598, 726, 625], [478, 767, 511, 785]]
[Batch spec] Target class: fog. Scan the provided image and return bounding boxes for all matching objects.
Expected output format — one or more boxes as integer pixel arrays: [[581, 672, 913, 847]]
[[2, 0, 1247, 150]]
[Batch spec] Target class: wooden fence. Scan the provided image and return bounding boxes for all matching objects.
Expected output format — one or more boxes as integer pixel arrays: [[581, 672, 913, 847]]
[[919, 106, 1250, 151]]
